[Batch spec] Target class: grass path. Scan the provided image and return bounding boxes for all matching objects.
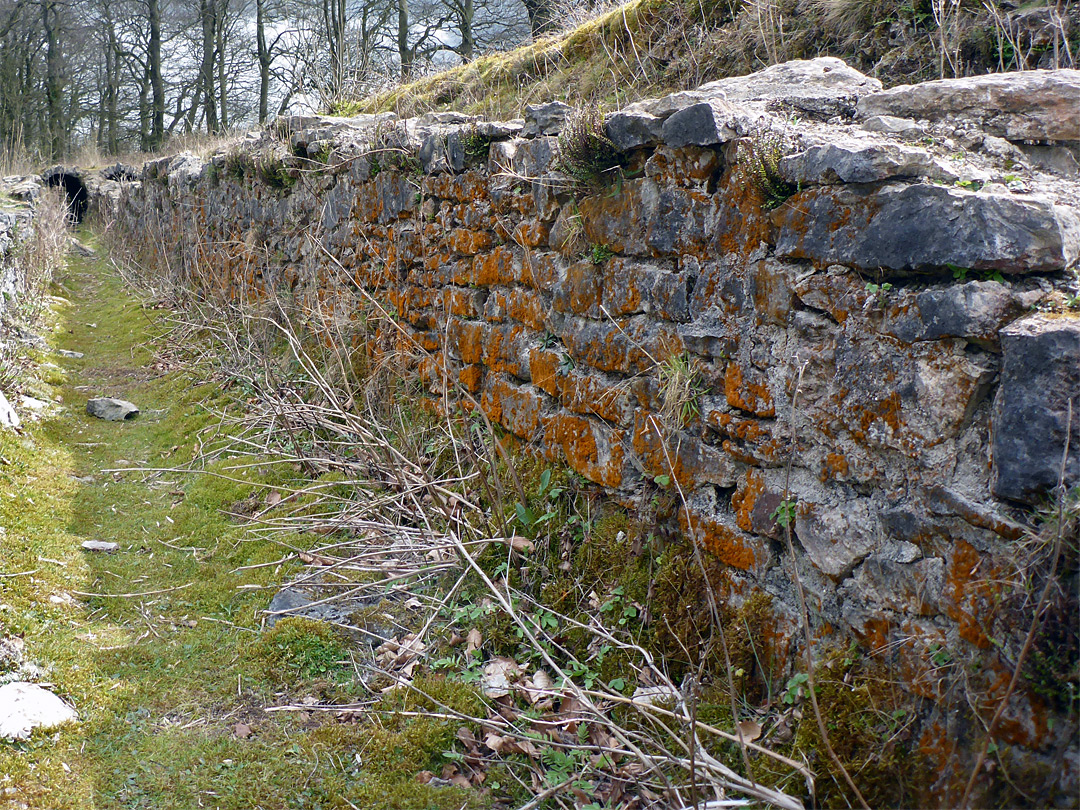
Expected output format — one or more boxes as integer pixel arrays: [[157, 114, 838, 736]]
[[0, 242, 473, 809]]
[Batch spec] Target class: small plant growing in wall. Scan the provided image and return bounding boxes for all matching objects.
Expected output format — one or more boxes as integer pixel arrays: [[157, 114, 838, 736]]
[[771, 499, 797, 528], [740, 128, 796, 211], [557, 108, 623, 190], [255, 152, 297, 191], [865, 281, 893, 309], [588, 243, 614, 265], [658, 352, 706, 429], [224, 148, 254, 181], [461, 124, 491, 163]]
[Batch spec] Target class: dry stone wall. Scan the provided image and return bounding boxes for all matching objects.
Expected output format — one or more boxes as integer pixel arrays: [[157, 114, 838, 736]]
[[109, 59, 1080, 800]]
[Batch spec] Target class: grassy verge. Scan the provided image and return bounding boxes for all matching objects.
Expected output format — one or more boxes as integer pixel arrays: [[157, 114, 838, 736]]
[[0, 240, 475, 809]]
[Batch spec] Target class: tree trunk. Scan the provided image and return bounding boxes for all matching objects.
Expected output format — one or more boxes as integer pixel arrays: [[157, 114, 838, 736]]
[[103, 4, 120, 154], [148, 0, 164, 148], [522, 0, 556, 37], [199, 0, 218, 134], [256, 0, 269, 123], [397, 0, 411, 78], [216, 0, 227, 130], [41, 0, 63, 158], [460, 0, 473, 61]]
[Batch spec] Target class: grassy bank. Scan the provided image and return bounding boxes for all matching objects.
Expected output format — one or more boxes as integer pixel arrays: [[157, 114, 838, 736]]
[[338, 0, 1078, 121]]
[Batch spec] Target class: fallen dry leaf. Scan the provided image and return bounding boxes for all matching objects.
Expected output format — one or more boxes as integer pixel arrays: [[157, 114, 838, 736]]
[[233, 722, 252, 739], [484, 732, 509, 754], [499, 536, 534, 554], [265, 490, 282, 507], [520, 669, 554, 705], [736, 719, 762, 742], [466, 627, 482, 654], [482, 657, 522, 698]]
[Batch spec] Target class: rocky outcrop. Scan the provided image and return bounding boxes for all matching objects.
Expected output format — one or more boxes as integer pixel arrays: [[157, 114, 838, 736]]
[[106, 59, 1080, 804]]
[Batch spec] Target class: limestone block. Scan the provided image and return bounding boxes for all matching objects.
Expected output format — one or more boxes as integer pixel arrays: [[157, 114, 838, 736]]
[[846, 555, 944, 616], [795, 497, 879, 579], [0, 683, 77, 740], [705, 57, 881, 116], [632, 412, 738, 489], [778, 140, 956, 185], [679, 486, 774, 573], [775, 183, 1080, 274], [0, 390, 19, 430], [857, 69, 1080, 142], [859, 115, 924, 137], [522, 101, 572, 137], [661, 100, 738, 149], [86, 397, 139, 421], [882, 280, 1029, 345], [605, 110, 665, 151], [552, 259, 603, 317], [542, 411, 626, 488], [991, 314, 1080, 504], [480, 375, 547, 438]]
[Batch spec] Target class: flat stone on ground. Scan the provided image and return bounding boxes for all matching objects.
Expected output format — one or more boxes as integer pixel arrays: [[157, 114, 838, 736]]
[[87, 397, 139, 421], [81, 540, 120, 552]]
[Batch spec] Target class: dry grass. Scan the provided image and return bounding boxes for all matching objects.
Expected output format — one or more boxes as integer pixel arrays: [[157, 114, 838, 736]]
[[335, 0, 1076, 121]]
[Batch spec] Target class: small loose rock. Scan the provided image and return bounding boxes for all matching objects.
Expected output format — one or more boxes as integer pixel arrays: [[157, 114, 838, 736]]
[[81, 540, 120, 552], [86, 397, 139, 421]]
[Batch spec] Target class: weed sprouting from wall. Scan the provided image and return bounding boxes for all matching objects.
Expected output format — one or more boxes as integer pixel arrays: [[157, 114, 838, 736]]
[[658, 351, 706, 429], [740, 128, 796, 211], [460, 125, 491, 163], [223, 148, 254, 181], [556, 107, 623, 189]]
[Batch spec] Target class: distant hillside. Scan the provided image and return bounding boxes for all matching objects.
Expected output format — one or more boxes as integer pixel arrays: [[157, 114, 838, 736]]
[[336, 0, 1078, 121]]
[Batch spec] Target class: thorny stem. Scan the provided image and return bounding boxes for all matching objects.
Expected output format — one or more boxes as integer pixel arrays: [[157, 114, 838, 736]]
[[958, 398, 1074, 809], [648, 415, 761, 798], [782, 360, 870, 810]]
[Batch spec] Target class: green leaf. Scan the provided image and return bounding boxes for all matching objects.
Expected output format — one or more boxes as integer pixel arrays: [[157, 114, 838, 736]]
[[609, 677, 626, 691], [653, 474, 671, 487]]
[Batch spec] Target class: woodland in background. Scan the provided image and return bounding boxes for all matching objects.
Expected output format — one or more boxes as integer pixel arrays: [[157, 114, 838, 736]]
[[0, 0, 538, 159]]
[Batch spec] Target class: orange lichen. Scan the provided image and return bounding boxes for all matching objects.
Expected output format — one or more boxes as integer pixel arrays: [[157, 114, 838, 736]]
[[458, 364, 482, 393], [679, 506, 757, 571], [724, 362, 775, 417], [732, 469, 765, 533], [821, 451, 850, 482], [543, 413, 625, 487]]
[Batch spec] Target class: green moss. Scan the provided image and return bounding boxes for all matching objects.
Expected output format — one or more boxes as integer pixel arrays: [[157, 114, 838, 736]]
[[254, 617, 350, 683], [781, 648, 928, 808]]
